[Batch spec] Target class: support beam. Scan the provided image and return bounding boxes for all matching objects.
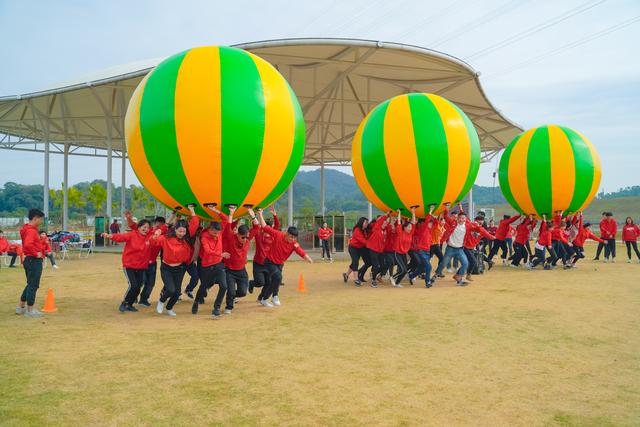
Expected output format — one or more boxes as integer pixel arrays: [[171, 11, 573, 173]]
[[368, 202, 373, 221], [468, 187, 474, 219], [320, 163, 325, 217], [287, 184, 294, 228], [106, 139, 113, 224], [63, 143, 69, 230], [121, 144, 126, 221], [43, 140, 50, 220]]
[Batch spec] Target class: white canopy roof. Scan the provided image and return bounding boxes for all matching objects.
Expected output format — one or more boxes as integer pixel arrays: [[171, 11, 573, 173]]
[[0, 38, 522, 164]]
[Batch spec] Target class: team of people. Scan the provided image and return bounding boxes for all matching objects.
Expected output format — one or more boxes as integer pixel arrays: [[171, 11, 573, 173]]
[[6, 205, 640, 318]]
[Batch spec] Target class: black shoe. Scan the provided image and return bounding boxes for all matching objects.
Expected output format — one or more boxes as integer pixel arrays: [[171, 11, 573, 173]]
[[354, 280, 362, 287], [125, 304, 138, 312], [342, 273, 348, 283], [593, 258, 599, 261], [280, 282, 285, 287], [118, 302, 127, 312], [437, 273, 445, 278], [425, 281, 433, 288], [488, 260, 494, 270], [186, 291, 194, 299], [9, 265, 16, 268], [138, 300, 151, 307], [248, 281, 254, 294], [371, 280, 378, 288], [191, 302, 199, 314], [212, 308, 221, 318], [197, 297, 205, 304]]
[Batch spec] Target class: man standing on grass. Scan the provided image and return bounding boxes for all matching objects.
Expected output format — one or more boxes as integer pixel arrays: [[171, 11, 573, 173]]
[[15, 209, 46, 317], [318, 222, 333, 262]]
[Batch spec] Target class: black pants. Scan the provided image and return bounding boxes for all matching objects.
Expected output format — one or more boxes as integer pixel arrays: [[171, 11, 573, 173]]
[[357, 248, 372, 281], [625, 241, 640, 260], [392, 252, 408, 283], [429, 244, 443, 264], [595, 241, 605, 259], [258, 260, 284, 300], [488, 239, 508, 260], [184, 261, 199, 293], [348, 246, 364, 272], [604, 239, 616, 259], [196, 262, 227, 311], [525, 241, 532, 263], [407, 250, 419, 276], [159, 263, 186, 310], [123, 268, 145, 306], [505, 238, 513, 257], [8, 252, 18, 267], [381, 251, 395, 277], [545, 246, 559, 266], [551, 241, 565, 266], [20, 256, 43, 306], [225, 268, 249, 309], [46, 253, 56, 267], [572, 246, 585, 264], [511, 242, 527, 266], [250, 262, 269, 289], [463, 248, 476, 275], [321, 239, 331, 259], [367, 250, 383, 281], [139, 262, 157, 303]]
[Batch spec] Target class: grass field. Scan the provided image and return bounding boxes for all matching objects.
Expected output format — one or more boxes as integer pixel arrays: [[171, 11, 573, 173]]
[[1, 246, 639, 426]]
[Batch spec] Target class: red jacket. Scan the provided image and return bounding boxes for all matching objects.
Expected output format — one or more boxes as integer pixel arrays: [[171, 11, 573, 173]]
[[551, 226, 569, 244], [152, 235, 192, 265], [40, 236, 52, 253], [600, 218, 617, 239], [395, 223, 415, 254], [440, 208, 463, 244], [110, 231, 153, 269], [463, 221, 495, 249], [415, 216, 436, 251], [262, 225, 307, 264], [366, 217, 387, 253], [222, 221, 254, 270], [384, 224, 397, 252], [573, 228, 604, 247], [252, 214, 280, 265], [537, 222, 552, 247], [199, 226, 226, 268], [514, 218, 537, 245], [0, 236, 8, 253], [20, 224, 44, 258], [349, 227, 367, 249], [486, 225, 497, 236], [495, 215, 521, 240], [622, 224, 640, 242], [129, 218, 169, 264], [318, 227, 333, 240]]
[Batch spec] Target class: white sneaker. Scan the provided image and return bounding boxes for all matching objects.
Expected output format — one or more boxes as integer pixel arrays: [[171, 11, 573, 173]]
[[390, 276, 397, 286], [394, 283, 404, 288], [628, 259, 632, 263], [24, 309, 43, 318], [156, 301, 164, 314], [234, 298, 239, 305], [603, 259, 608, 263], [272, 296, 281, 306], [166, 310, 176, 317], [260, 299, 274, 308], [446, 268, 452, 273], [611, 259, 616, 263], [224, 309, 232, 315], [52, 265, 59, 269], [15, 306, 25, 315]]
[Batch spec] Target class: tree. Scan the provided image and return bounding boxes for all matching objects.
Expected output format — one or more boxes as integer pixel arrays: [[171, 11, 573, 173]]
[[68, 187, 86, 210], [86, 183, 107, 214], [299, 197, 316, 218]]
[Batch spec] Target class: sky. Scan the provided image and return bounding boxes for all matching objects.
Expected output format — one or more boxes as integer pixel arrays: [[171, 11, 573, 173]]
[[1, 0, 639, 193]]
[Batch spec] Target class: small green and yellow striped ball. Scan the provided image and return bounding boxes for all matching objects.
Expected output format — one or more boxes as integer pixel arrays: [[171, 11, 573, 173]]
[[124, 46, 305, 220], [351, 93, 480, 217], [498, 125, 601, 218]]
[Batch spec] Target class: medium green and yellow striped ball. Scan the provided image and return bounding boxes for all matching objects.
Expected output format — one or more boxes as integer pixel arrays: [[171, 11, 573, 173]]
[[124, 46, 305, 220], [351, 93, 480, 217], [498, 125, 601, 218]]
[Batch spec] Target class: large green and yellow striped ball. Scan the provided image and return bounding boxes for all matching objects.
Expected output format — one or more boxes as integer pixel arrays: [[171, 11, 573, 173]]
[[124, 46, 305, 220], [351, 93, 480, 217], [498, 125, 601, 218]]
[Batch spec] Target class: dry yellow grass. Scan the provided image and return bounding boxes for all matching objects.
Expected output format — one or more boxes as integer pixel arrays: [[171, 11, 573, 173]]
[[1, 246, 639, 426]]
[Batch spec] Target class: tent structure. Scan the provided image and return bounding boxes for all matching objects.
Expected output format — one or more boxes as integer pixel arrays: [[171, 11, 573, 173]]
[[0, 38, 522, 228]]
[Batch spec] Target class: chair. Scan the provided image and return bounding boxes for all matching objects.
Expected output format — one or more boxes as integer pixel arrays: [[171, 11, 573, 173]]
[[58, 242, 68, 261], [79, 240, 93, 259]]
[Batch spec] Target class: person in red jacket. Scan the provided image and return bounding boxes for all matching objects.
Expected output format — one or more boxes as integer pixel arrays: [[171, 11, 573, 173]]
[[462, 215, 495, 281], [432, 204, 471, 286], [191, 204, 231, 318], [528, 215, 557, 270], [125, 210, 169, 306], [408, 205, 436, 287], [256, 209, 313, 307], [343, 217, 369, 284], [390, 208, 417, 287], [220, 205, 259, 313], [592, 212, 607, 260], [358, 213, 392, 288], [380, 220, 398, 280], [509, 215, 536, 267], [0, 229, 10, 269], [488, 214, 521, 264], [249, 207, 280, 293], [622, 217, 640, 262], [151, 219, 193, 317], [595, 212, 618, 262], [16, 209, 46, 317], [39, 231, 59, 270], [318, 222, 333, 262], [103, 218, 154, 313], [571, 213, 604, 266]]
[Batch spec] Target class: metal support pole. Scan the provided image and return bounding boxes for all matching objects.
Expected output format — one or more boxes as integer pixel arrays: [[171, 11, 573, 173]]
[[320, 164, 325, 217], [288, 184, 294, 227], [468, 187, 474, 219], [106, 139, 113, 223], [63, 143, 69, 230], [43, 140, 50, 220], [121, 146, 126, 220], [368, 202, 373, 221]]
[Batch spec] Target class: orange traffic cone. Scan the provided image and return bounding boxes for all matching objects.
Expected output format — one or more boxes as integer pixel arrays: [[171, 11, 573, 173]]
[[42, 288, 58, 313], [297, 273, 306, 293]]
